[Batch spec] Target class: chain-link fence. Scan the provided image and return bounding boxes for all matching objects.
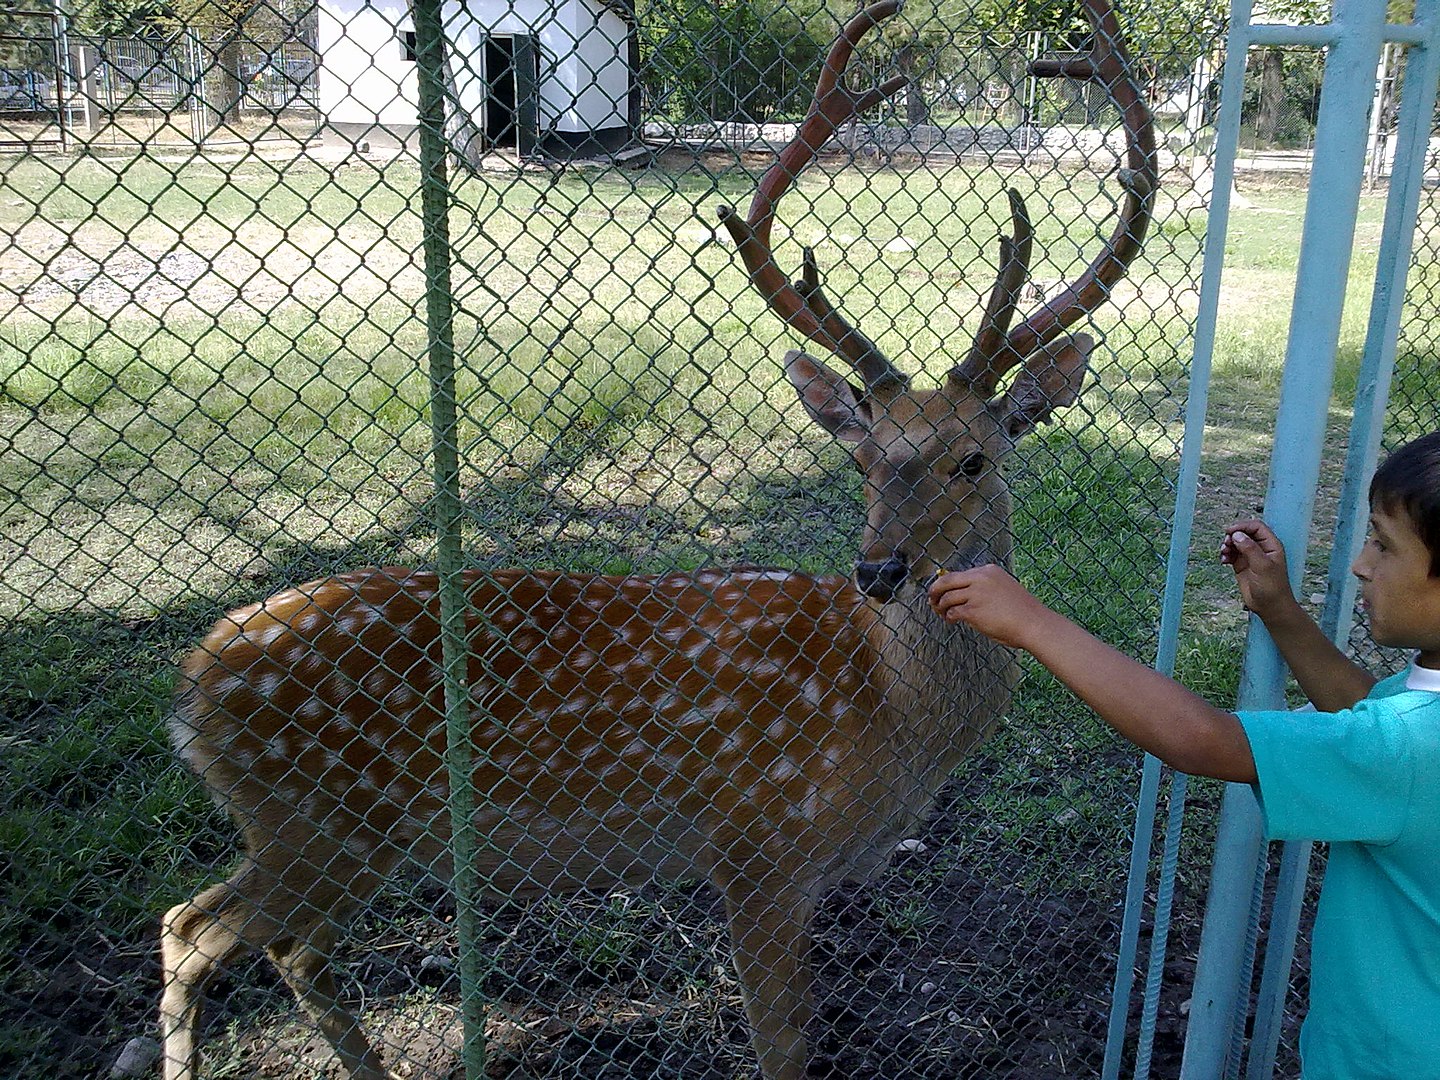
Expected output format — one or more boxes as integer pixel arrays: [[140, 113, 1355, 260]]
[[2, 1, 1436, 1078]]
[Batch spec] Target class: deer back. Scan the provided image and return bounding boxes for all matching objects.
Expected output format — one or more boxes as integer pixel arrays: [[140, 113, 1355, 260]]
[[172, 565, 1007, 896]]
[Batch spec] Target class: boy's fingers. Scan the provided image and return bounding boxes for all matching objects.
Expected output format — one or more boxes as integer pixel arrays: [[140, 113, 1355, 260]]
[[931, 586, 967, 614], [1227, 529, 1282, 559], [1225, 519, 1284, 551], [929, 567, 981, 597]]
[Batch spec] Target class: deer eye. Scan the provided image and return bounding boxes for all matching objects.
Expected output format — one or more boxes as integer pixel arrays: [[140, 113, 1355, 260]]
[[949, 453, 986, 481]]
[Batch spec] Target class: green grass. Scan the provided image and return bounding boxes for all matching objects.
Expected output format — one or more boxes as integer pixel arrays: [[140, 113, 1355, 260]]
[[0, 145, 1426, 1076]]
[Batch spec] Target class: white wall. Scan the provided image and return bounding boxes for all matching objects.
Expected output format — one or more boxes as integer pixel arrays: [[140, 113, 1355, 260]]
[[318, 0, 629, 136], [317, 0, 418, 128]]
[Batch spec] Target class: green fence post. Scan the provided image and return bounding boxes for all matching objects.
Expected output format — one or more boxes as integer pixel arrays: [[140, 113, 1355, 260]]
[[413, 2, 487, 1078]]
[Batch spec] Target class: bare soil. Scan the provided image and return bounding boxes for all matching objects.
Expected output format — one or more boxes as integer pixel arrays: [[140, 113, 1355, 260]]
[[7, 750, 1291, 1080]]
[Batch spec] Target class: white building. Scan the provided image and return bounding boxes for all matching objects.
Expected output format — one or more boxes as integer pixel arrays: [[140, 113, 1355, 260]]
[[316, 0, 637, 158]]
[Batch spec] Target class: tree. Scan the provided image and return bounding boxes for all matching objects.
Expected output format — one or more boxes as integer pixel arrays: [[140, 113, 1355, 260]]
[[148, 0, 315, 122], [639, 0, 826, 122], [1, 0, 61, 69], [65, 0, 173, 36]]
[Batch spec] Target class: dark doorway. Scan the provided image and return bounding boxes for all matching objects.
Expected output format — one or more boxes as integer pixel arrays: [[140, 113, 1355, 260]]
[[483, 35, 518, 148]]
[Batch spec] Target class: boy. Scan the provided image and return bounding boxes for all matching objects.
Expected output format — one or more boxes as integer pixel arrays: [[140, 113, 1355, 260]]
[[929, 431, 1440, 1078]]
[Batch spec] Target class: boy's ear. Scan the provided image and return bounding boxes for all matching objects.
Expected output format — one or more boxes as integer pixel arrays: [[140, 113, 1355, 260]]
[[997, 333, 1093, 440], [785, 349, 871, 443]]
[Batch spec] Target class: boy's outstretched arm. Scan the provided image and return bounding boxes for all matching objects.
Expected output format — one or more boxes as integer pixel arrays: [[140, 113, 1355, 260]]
[[1221, 519, 1375, 711], [929, 566, 1257, 784]]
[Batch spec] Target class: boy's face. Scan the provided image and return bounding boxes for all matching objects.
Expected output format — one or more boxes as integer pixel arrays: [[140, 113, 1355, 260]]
[[1352, 505, 1440, 667]]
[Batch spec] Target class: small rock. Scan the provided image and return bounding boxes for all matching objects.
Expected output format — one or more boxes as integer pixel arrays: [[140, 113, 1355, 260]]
[[893, 838, 928, 855], [1055, 807, 1081, 826], [946, 1010, 961, 1024], [112, 1037, 161, 1078], [1308, 592, 1325, 606], [418, 953, 455, 984], [919, 981, 938, 996]]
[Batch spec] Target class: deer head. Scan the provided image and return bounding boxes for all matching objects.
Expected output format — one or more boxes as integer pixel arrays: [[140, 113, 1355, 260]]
[[718, 0, 1157, 601]]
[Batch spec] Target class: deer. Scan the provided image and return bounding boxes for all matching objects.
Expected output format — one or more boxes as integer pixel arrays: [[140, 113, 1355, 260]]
[[157, 2, 1155, 1078]]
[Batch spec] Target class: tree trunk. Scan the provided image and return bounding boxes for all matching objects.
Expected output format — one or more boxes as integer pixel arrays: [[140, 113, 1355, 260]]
[[898, 44, 928, 127], [1256, 48, 1284, 143], [216, 38, 245, 123]]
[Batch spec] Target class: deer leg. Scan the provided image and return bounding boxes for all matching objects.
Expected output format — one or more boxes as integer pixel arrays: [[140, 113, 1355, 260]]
[[161, 848, 389, 1080], [722, 874, 818, 1080], [159, 863, 284, 1080], [266, 921, 390, 1080]]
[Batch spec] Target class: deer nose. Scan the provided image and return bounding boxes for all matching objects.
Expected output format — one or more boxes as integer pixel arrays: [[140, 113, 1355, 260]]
[[854, 555, 909, 600]]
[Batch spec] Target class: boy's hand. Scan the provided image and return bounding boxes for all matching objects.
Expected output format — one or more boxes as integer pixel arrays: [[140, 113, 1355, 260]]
[[928, 564, 1054, 649], [1220, 518, 1296, 619]]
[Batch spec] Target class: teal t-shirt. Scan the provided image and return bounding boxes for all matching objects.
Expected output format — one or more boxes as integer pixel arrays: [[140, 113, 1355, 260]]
[[1237, 664, 1440, 1079]]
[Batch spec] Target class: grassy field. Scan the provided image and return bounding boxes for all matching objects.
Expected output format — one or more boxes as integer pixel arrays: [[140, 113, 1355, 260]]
[[0, 145, 1428, 1077]]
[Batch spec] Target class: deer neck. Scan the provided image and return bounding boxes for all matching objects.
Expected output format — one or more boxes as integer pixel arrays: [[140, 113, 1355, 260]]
[[870, 525, 1019, 771]]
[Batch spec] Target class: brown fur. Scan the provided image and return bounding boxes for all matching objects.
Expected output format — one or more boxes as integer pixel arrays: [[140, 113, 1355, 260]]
[[159, 337, 1089, 1080]]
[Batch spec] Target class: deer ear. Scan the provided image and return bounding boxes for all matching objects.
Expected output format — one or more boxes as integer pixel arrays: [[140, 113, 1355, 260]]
[[785, 349, 871, 443], [997, 333, 1094, 439]]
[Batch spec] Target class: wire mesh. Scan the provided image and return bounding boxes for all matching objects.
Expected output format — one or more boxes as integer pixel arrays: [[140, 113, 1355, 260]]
[[0, 2, 1431, 1079]]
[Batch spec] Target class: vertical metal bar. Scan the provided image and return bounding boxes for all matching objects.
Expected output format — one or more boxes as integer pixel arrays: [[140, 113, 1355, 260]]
[[1106, 3, 1254, 1071], [1243, 836, 1312, 1080], [50, 7, 69, 152], [1243, 6, 1440, 1076], [1103, 754, 1162, 1080], [1102, 3, 1254, 1076], [1224, 856, 1268, 1080], [1181, 2, 1387, 1076], [1133, 770, 1188, 1080], [1323, 0, 1440, 649], [413, 1, 486, 1077]]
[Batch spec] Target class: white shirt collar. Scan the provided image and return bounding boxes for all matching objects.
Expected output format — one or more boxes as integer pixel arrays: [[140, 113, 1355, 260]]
[[1405, 659, 1440, 692]]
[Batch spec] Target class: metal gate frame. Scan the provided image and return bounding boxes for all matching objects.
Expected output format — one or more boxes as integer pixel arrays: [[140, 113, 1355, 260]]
[[1103, 2, 1440, 1078]]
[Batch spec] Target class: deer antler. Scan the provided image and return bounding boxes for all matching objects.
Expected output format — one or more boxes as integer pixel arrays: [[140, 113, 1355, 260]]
[[953, 0, 1158, 393], [963, 188, 1035, 374], [718, 1, 911, 393]]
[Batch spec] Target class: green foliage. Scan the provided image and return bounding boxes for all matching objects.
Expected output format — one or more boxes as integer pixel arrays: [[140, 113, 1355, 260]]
[[639, 0, 827, 121], [64, 0, 171, 36], [0, 2, 61, 66]]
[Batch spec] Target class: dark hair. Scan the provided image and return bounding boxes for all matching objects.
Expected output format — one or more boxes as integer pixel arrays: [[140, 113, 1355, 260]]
[[1369, 430, 1440, 577]]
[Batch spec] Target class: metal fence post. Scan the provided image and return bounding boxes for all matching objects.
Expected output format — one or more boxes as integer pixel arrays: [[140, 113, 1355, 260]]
[[413, 1, 487, 1078], [1241, 8, 1440, 1079], [1179, 2, 1388, 1076]]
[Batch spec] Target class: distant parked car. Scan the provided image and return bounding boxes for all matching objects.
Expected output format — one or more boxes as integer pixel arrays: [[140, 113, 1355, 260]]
[[0, 69, 49, 110]]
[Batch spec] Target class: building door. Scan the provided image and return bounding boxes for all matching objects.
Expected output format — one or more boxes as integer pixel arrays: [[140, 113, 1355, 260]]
[[483, 34, 537, 155]]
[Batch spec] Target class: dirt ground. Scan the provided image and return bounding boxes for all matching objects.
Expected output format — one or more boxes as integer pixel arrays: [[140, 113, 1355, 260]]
[[11, 754, 1308, 1080]]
